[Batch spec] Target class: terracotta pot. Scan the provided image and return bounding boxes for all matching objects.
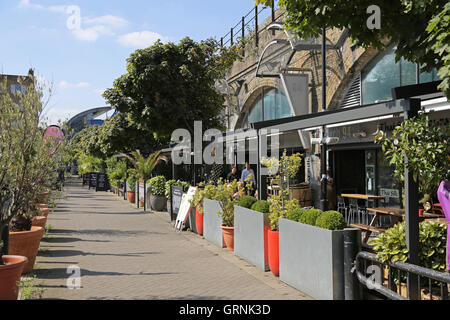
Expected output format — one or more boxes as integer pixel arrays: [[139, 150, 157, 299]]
[[0, 255, 28, 300], [32, 216, 47, 228], [38, 191, 50, 204], [268, 230, 279, 277], [35, 203, 48, 210], [196, 207, 204, 236], [39, 208, 50, 218], [221, 224, 235, 251], [128, 191, 136, 204], [9, 226, 45, 274], [139, 201, 145, 207]]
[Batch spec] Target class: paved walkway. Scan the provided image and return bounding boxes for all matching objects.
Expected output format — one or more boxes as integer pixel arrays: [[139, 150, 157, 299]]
[[36, 178, 312, 300]]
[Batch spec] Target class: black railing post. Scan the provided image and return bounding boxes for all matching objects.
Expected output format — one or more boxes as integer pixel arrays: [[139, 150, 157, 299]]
[[255, 5, 259, 48], [344, 228, 362, 300], [271, 0, 275, 22], [404, 98, 421, 300], [220, 37, 223, 49], [242, 17, 245, 43], [231, 28, 234, 46]]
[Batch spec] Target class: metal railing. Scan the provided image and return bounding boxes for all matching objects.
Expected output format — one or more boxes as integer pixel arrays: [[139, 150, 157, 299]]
[[356, 251, 450, 300], [219, 1, 284, 49]]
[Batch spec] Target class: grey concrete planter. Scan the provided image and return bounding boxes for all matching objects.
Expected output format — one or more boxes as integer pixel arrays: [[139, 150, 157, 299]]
[[203, 199, 224, 248], [234, 206, 269, 271], [279, 218, 345, 300]]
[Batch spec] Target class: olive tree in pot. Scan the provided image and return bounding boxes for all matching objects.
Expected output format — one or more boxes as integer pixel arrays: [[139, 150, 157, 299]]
[[0, 74, 63, 299], [127, 168, 138, 204], [213, 179, 244, 251], [149, 176, 167, 211]]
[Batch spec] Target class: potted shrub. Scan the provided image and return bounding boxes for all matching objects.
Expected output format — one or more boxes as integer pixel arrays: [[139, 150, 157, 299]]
[[213, 179, 244, 251], [127, 168, 137, 204], [267, 195, 300, 277], [278, 209, 347, 300], [189, 187, 206, 236], [149, 176, 167, 211], [0, 75, 63, 290]]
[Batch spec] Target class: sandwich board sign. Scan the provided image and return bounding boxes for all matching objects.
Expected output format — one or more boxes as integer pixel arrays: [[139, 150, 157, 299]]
[[174, 187, 197, 231]]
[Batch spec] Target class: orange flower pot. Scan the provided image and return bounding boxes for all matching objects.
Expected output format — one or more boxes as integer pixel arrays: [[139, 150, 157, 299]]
[[196, 207, 204, 236], [39, 208, 50, 218], [268, 230, 279, 277], [38, 191, 50, 204], [221, 225, 234, 251], [0, 255, 28, 300], [128, 191, 136, 204], [35, 203, 48, 210], [32, 216, 47, 228], [9, 226, 44, 274]]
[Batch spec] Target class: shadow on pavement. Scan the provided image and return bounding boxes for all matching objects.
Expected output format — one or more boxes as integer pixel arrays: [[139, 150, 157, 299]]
[[34, 268, 177, 280], [38, 250, 160, 258], [49, 229, 164, 237], [42, 237, 111, 244]]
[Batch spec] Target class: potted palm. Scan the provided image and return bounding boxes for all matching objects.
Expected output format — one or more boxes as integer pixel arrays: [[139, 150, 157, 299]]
[[117, 150, 167, 206], [127, 168, 137, 204]]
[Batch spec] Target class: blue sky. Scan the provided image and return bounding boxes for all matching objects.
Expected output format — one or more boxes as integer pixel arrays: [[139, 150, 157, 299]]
[[0, 0, 263, 124]]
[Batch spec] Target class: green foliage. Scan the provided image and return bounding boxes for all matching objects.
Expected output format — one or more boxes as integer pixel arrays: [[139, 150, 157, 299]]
[[148, 176, 167, 197], [77, 154, 105, 175], [369, 222, 447, 272], [106, 158, 127, 188], [117, 150, 167, 182], [213, 179, 244, 227], [204, 184, 218, 200], [103, 37, 240, 139], [189, 186, 206, 214], [316, 211, 347, 231], [166, 179, 190, 199], [251, 200, 270, 213], [375, 113, 450, 196], [256, 0, 450, 98], [19, 275, 46, 300], [298, 209, 323, 226], [286, 208, 307, 222], [268, 193, 300, 231], [239, 196, 258, 209], [127, 168, 138, 191]]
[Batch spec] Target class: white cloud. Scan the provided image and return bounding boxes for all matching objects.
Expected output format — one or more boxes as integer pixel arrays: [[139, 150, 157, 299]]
[[94, 88, 106, 96], [84, 15, 129, 29], [118, 31, 166, 48], [48, 5, 67, 14], [18, 0, 43, 9], [59, 81, 90, 89]]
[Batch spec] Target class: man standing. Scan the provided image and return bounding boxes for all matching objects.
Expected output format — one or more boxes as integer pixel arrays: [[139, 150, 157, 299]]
[[241, 162, 256, 196], [227, 166, 239, 183]]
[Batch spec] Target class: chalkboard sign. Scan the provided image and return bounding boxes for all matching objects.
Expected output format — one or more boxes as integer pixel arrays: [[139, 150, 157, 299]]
[[171, 186, 184, 221], [82, 173, 90, 186], [96, 173, 109, 192], [89, 172, 98, 190]]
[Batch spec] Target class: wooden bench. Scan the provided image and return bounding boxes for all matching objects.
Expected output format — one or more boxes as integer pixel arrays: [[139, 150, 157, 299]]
[[350, 224, 388, 234]]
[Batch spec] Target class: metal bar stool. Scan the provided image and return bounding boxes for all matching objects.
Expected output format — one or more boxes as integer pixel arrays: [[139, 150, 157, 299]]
[[337, 196, 348, 223]]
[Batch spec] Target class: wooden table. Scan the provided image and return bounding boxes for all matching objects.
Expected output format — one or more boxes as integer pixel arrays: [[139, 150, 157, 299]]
[[342, 194, 387, 210], [352, 207, 446, 243]]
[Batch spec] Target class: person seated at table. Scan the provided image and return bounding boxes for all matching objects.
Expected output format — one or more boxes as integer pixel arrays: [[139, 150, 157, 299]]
[[241, 162, 256, 197]]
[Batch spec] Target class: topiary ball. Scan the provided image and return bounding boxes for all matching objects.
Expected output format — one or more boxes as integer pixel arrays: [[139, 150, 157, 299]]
[[299, 209, 323, 226], [286, 208, 307, 222], [316, 211, 347, 231], [239, 196, 258, 209], [251, 200, 270, 213]]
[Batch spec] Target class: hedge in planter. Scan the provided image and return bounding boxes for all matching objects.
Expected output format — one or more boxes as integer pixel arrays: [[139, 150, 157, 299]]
[[298, 209, 322, 226], [239, 196, 257, 210], [316, 211, 347, 231]]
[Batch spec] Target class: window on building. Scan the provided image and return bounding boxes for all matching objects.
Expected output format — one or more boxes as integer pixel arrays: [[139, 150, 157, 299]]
[[361, 46, 441, 105], [10, 84, 26, 94], [247, 87, 291, 125]]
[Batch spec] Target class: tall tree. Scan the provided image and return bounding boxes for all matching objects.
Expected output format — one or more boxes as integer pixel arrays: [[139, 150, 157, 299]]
[[256, 0, 450, 97], [103, 37, 239, 140]]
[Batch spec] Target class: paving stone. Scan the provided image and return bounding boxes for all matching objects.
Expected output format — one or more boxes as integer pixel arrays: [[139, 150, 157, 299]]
[[36, 178, 312, 300]]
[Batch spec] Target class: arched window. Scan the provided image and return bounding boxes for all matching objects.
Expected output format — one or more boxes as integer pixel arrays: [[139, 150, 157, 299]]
[[361, 46, 441, 105], [247, 88, 291, 125]]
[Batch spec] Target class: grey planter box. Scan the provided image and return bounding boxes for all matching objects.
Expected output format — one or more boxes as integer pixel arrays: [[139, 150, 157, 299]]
[[234, 206, 269, 271], [279, 218, 345, 300], [203, 199, 224, 248]]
